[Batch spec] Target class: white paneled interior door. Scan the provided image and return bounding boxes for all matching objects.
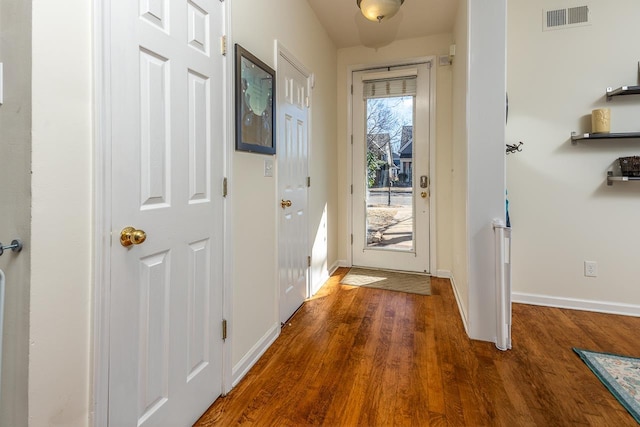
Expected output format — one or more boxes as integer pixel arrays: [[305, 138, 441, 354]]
[[278, 53, 309, 325], [108, 0, 225, 425]]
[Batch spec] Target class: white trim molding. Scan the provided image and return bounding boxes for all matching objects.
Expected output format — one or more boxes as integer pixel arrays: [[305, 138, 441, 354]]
[[311, 268, 330, 296], [232, 323, 280, 388], [428, 59, 437, 275], [309, 260, 342, 296], [335, 260, 351, 270], [449, 274, 470, 334], [91, 0, 112, 424], [329, 260, 344, 275], [435, 269, 451, 279], [346, 57, 437, 274], [221, 0, 234, 395], [512, 292, 640, 318]]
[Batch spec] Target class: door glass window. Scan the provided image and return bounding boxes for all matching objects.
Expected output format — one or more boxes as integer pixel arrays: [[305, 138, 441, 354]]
[[364, 95, 414, 251]]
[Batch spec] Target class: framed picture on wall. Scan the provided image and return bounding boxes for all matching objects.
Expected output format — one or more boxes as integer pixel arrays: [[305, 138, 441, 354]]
[[235, 44, 276, 155]]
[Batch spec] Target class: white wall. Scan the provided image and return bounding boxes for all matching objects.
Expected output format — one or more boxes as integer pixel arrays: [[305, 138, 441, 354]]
[[30, 0, 93, 425], [450, 0, 508, 341], [508, 0, 640, 312], [451, 0, 470, 326], [466, 0, 507, 341], [0, 0, 31, 425], [231, 0, 337, 373], [336, 34, 455, 274]]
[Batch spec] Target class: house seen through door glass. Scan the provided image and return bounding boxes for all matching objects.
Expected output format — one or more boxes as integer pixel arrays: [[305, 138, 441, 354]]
[[365, 95, 414, 251]]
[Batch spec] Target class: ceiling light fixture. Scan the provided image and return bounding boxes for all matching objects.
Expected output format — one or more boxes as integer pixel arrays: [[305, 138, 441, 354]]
[[356, 0, 405, 23]]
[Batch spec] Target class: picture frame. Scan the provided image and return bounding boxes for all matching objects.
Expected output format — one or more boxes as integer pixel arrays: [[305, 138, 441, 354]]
[[235, 44, 276, 155]]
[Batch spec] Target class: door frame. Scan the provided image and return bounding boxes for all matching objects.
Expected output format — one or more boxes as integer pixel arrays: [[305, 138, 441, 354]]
[[275, 41, 312, 317], [91, 2, 233, 425], [346, 57, 437, 272]]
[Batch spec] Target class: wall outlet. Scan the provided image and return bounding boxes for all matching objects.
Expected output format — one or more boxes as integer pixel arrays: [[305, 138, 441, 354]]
[[584, 261, 598, 277]]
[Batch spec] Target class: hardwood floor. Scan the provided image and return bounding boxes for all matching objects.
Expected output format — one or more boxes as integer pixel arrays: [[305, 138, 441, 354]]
[[195, 268, 640, 426]]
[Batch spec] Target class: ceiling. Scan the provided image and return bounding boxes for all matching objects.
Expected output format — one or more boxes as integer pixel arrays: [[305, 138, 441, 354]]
[[306, 0, 460, 49]]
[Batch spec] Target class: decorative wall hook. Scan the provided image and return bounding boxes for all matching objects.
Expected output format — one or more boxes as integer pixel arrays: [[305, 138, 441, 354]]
[[0, 239, 23, 256], [506, 141, 524, 155]]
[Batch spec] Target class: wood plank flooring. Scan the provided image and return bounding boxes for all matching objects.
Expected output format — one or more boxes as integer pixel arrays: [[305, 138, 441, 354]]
[[195, 268, 640, 426]]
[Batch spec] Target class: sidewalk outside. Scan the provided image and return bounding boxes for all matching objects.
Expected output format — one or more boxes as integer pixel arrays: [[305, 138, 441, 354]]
[[366, 197, 413, 249]]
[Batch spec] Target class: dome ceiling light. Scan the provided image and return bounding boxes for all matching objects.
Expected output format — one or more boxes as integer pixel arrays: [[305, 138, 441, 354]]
[[356, 0, 405, 23]]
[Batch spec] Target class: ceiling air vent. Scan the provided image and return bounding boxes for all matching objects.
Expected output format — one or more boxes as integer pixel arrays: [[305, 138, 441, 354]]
[[543, 5, 590, 31]]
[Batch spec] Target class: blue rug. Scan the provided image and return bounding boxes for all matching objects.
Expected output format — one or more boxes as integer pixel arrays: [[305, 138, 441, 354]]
[[574, 348, 640, 424]]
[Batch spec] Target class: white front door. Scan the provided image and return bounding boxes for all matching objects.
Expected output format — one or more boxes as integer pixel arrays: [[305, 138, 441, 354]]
[[277, 53, 309, 325], [352, 63, 431, 273], [108, 0, 225, 425]]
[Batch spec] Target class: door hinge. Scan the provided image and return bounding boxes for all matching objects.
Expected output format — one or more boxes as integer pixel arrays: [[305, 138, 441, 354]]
[[307, 176, 311, 187], [223, 177, 228, 197], [222, 319, 228, 340], [307, 255, 311, 267], [350, 84, 353, 94], [351, 234, 353, 245], [220, 35, 227, 56], [350, 135, 353, 145], [350, 185, 353, 195]]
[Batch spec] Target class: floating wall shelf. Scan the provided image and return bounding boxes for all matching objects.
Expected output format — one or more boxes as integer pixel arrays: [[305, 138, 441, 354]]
[[574, 63, 640, 186], [571, 131, 640, 144], [607, 171, 640, 186], [606, 85, 640, 100]]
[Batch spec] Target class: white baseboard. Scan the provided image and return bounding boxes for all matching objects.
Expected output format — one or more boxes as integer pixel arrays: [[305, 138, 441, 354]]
[[329, 260, 345, 275], [310, 260, 346, 295], [449, 274, 470, 334], [311, 270, 330, 296], [512, 292, 640, 318], [232, 323, 280, 388], [435, 269, 451, 279], [336, 260, 350, 269]]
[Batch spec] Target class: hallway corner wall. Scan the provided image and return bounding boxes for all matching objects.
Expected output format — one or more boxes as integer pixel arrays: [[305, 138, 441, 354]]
[[451, 0, 470, 329], [465, 0, 507, 342], [231, 0, 338, 375], [30, 0, 93, 425], [0, 0, 32, 425]]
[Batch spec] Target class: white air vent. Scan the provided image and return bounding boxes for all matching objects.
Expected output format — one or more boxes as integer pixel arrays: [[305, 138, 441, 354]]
[[543, 5, 590, 31]]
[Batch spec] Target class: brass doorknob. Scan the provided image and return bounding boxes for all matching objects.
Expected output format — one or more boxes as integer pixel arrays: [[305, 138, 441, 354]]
[[281, 199, 292, 209], [120, 226, 147, 247], [421, 191, 428, 198]]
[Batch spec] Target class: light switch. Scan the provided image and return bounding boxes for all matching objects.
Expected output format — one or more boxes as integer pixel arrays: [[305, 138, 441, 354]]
[[264, 159, 273, 177]]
